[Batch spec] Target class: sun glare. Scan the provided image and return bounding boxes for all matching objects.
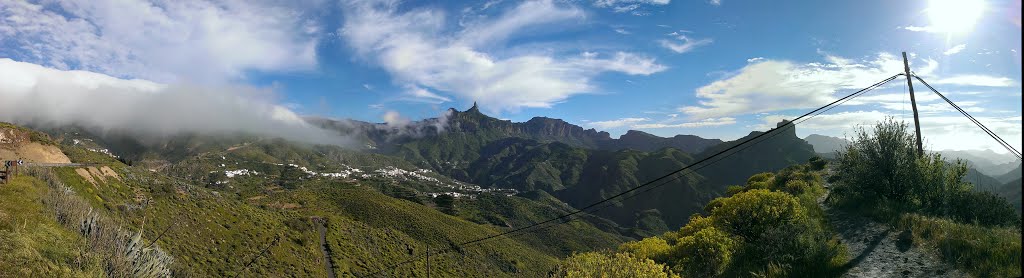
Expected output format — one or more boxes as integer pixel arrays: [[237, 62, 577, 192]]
[[928, 0, 986, 34]]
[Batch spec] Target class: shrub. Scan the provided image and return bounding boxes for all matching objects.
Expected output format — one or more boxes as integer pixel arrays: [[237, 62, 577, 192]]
[[703, 197, 726, 214], [553, 252, 678, 278], [831, 119, 920, 206], [808, 156, 827, 170], [619, 237, 671, 262], [745, 173, 775, 190], [783, 180, 809, 195], [677, 215, 714, 238], [710, 189, 807, 241], [946, 190, 1020, 227], [724, 185, 745, 196], [433, 194, 456, 215], [670, 227, 736, 277], [831, 118, 1018, 226]]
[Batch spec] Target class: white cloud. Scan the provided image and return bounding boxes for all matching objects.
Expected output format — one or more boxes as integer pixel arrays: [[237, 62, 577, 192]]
[[399, 86, 452, 104], [903, 25, 939, 33], [659, 34, 713, 54], [0, 0, 320, 83], [633, 117, 736, 128], [746, 57, 765, 63], [944, 44, 967, 55], [593, 0, 670, 7], [761, 111, 1022, 152], [573, 52, 667, 75], [613, 28, 632, 35], [457, 0, 584, 47], [709, 0, 722, 5], [681, 54, 906, 119], [758, 111, 888, 132], [593, 0, 669, 15], [587, 117, 650, 129], [612, 4, 640, 13], [340, 0, 666, 113], [382, 110, 410, 126], [933, 75, 1015, 87], [679, 52, 1009, 119], [0, 58, 346, 145]]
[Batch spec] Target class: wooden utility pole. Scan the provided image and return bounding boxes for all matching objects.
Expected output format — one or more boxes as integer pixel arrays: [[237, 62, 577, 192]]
[[902, 52, 924, 156]]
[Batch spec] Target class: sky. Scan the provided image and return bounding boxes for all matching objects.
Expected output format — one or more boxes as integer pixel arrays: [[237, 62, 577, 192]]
[[1, 0, 1021, 153]]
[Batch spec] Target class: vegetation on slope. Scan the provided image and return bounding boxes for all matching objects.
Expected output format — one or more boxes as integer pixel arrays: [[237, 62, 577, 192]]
[[1, 176, 104, 277], [556, 160, 846, 277], [5, 124, 630, 277], [828, 118, 1021, 277]]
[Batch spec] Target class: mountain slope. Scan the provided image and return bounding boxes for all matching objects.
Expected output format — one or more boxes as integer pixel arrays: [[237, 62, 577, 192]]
[[311, 105, 721, 157], [804, 134, 849, 154], [457, 137, 712, 229], [608, 130, 722, 153], [939, 149, 1021, 177], [996, 164, 1022, 184], [697, 121, 818, 187], [0, 122, 631, 276]]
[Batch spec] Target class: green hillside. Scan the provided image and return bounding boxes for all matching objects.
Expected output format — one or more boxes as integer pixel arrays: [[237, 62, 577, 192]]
[[3, 122, 633, 277]]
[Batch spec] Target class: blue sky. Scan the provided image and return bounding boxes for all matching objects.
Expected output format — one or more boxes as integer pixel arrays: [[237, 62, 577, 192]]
[[1, 0, 1021, 152]]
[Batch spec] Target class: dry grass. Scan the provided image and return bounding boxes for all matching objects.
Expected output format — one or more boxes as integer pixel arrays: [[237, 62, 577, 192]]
[[898, 213, 1021, 277], [27, 167, 174, 277]]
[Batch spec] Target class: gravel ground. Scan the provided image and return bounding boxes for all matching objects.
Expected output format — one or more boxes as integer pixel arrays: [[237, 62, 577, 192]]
[[826, 207, 966, 278], [820, 172, 967, 278]]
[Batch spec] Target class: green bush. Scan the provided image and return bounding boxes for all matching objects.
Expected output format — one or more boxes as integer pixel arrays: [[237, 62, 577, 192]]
[[710, 189, 807, 241], [669, 227, 736, 277], [745, 172, 775, 190], [808, 156, 827, 170], [677, 215, 714, 238], [725, 185, 745, 197], [553, 252, 678, 278], [703, 197, 726, 214], [946, 190, 1020, 227], [619, 237, 671, 262], [831, 118, 1018, 227], [783, 180, 810, 195]]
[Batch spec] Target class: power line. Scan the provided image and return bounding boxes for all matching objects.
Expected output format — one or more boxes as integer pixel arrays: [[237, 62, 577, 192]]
[[356, 74, 902, 277], [911, 74, 1022, 159], [231, 235, 280, 278]]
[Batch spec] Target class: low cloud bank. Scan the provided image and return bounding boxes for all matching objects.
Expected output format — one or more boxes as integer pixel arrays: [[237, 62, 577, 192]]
[[0, 58, 350, 146]]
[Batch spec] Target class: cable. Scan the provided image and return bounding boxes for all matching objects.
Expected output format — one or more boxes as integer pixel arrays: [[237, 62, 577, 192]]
[[231, 235, 281, 278], [912, 75, 1022, 159], [356, 74, 902, 277]]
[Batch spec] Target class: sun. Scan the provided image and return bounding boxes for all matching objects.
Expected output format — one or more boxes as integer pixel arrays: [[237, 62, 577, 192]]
[[928, 0, 986, 34]]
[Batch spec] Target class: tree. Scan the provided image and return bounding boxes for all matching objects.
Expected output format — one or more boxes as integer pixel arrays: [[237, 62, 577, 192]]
[[433, 194, 455, 215]]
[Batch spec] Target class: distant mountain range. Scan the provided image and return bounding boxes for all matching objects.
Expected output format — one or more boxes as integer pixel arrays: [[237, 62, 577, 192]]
[[310, 105, 817, 229], [309, 104, 722, 155], [939, 149, 1021, 177], [26, 104, 1015, 232], [803, 133, 1021, 182], [804, 134, 849, 154]]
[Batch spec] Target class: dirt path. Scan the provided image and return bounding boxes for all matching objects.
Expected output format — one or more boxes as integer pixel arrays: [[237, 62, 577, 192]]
[[821, 172, 965, 277], [312, 217, 337, 278]]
